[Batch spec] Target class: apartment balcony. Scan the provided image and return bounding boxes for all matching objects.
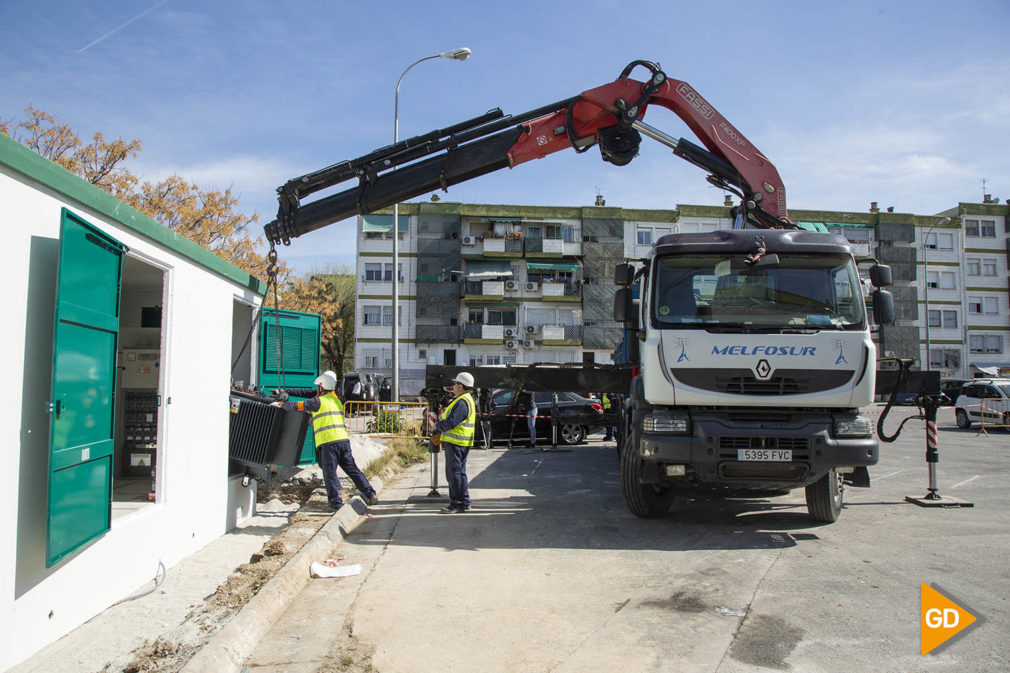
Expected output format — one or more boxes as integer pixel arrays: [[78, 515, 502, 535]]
[[541, 324, 583, 345], [463, 280, 505, 299], [540, 280, 581, 302], [461, 235, 523, 258], [525, 236, 582, 258], [463, 323, 512, 344], [415, 325, 461, 343]]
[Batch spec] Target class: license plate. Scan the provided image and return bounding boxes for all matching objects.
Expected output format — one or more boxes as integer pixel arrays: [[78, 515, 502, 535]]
[[738, 449, 792, 462]]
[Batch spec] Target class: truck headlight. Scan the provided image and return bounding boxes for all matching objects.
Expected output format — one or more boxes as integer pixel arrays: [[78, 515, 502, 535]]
[[833, 416, 873, 438], [643, 414, 691, 434]]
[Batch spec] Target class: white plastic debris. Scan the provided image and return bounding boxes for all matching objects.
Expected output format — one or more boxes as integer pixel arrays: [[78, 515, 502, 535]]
[[310, 562, 361, 578], [714, 606, 747, 617]]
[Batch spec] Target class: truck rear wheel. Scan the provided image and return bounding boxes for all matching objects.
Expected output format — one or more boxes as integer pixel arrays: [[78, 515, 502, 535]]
[[620, 428, 674, 518], [805, 468, 843, 522]]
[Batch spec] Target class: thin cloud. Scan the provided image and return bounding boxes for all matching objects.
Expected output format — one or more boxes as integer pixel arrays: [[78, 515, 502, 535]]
[[78, 0, 171, 53], [131, 154, 300, 217]]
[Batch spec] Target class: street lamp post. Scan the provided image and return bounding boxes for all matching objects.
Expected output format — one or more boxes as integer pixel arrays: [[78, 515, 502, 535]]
[[922, 216, 952, 371], [390, 47, 471, 402]]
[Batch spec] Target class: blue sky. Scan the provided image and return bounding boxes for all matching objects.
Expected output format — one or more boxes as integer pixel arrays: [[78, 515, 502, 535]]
[[3, 0, 1008, 277]]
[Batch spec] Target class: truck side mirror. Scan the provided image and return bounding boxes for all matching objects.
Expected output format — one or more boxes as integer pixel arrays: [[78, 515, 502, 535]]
[[614, 287, 637, 326], [873, 289, 894, 325], [870, 264, 892, 288], [614, 263, 635, 286]]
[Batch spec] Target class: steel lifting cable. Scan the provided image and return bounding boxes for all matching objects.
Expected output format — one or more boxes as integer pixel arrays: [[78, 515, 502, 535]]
[[231, 246, 287, 391], [266, 245, 286, 392]]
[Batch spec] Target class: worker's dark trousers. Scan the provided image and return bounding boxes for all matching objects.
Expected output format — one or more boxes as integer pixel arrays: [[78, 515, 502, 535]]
[[443, 443, 471, 508], [318, 439, 374, 509]]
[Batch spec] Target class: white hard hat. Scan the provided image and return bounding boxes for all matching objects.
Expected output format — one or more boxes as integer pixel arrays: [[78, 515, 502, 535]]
[[453, 372, 475, 388], [314, 370, 337, 390]]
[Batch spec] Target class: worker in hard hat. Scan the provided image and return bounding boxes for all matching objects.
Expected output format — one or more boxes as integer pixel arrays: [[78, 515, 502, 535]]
[[431, 371, 476, 513], [276, 370, 378, 510]]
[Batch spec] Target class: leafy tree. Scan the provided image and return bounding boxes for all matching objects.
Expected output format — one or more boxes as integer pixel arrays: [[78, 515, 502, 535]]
[[1, 106, 280, 282], [275, 265, 356, 379]]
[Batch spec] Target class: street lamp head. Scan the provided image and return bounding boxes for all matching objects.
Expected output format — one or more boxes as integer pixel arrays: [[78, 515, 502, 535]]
[[937, 216, 951, 226], [441, 47, 472, 61]]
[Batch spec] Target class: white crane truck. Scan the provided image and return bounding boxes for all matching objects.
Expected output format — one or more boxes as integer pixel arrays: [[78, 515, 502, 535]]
[[264, 59, 895, 522], [614, 230, 893, 521]]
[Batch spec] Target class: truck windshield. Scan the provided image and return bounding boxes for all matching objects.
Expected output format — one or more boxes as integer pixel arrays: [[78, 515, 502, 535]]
[[651, 253, 865, 330]]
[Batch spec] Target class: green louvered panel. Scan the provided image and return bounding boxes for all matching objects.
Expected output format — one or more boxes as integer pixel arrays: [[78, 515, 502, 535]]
[[258, 309, 321, 465]]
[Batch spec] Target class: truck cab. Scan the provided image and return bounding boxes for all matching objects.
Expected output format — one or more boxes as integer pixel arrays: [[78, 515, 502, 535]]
[[615, 229, 893, 522]]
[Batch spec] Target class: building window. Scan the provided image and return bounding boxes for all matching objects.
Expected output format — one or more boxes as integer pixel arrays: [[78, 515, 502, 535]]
[[967, 258, 981, 276], [984, 296, 999, 314], [965, 218, 997, 237], [943, 310, 958, 328], [636, 229, 652, 245], [930, 348, 960, 369], [970, 335, 1003, 354], [544, 223, 574, 242], [940, 272, 955, 290], [968, 297, 982, 314], [924, 232, 953, 249], [927, 310, 941, 328], [983, 259, 998, 276], [381, 305, 402, 326], [486, 309, 517, 326], [363, 305, 382, 325], [365, 263, 383, 281], [926, 271, 939, 289], [383, 263, 403, 282]]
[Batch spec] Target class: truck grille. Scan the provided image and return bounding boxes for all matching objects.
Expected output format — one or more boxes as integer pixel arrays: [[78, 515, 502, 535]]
[[717, 436, 811, 481], [672, 368, 854, 395], [719, 436, 810, 451]]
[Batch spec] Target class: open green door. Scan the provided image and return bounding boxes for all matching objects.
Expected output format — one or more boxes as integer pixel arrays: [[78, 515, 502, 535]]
[[46, 209, 127, 566]]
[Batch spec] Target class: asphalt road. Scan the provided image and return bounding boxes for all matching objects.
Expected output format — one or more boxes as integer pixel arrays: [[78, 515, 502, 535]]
[[243, 406, 1008, 673]]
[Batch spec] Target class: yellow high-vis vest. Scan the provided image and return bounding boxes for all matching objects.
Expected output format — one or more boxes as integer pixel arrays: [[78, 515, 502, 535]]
[[440, 393, 476, 447], [311, 392, 349, 444]]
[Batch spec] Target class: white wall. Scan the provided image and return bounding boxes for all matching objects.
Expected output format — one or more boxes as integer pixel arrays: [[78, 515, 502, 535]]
[[2, 162, 262, 669]]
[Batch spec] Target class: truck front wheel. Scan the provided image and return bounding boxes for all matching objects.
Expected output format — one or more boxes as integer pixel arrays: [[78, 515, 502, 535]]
[[620, 428, 674, 518], [805, 468, 843, 522]]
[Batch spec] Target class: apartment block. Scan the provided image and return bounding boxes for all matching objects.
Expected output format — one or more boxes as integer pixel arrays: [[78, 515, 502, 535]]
[[353, 198, 1010, 396]]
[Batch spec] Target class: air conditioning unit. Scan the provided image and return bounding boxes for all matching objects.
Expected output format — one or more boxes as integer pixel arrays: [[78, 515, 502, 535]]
[[525, 281, 538, 291], [505, 280, 519, 291], [462, 235, 476, 246], [505, 340, 518, 350], [523, 339, 536, 348], [504, 327, 518, 338], [525, 325, 536, 334]]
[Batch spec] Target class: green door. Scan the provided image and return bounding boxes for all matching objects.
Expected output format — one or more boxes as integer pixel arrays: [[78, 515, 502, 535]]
[[46, 209, 127, 566]]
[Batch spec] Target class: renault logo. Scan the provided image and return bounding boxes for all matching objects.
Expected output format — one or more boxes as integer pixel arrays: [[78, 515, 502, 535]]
[[755, 359, 772, 380]]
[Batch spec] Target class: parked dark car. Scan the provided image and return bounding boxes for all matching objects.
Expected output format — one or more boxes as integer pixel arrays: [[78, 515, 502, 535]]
[[487, 389, 604, 445], [941, 382, 967, 406]]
